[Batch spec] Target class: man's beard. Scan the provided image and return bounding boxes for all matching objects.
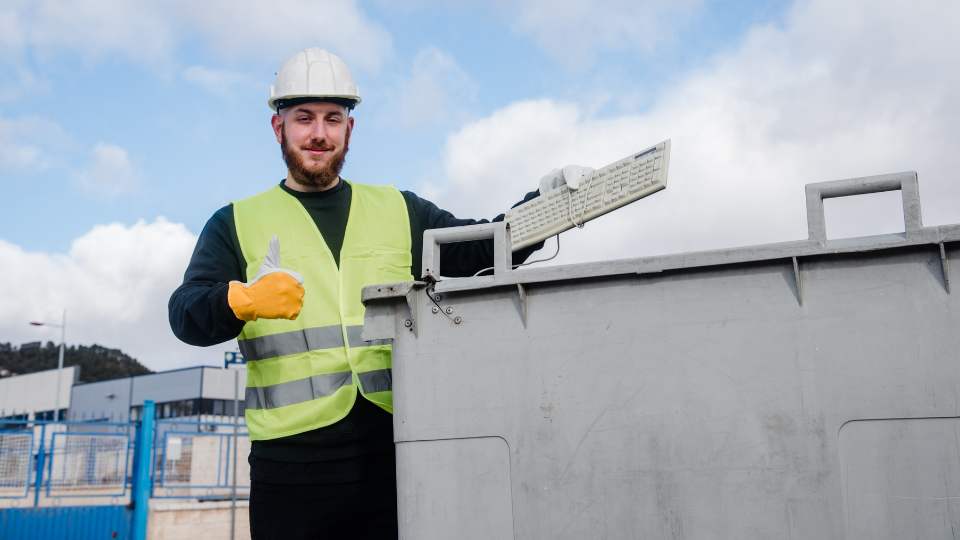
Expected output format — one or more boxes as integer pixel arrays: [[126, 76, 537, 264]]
[[280, 128, 349, 189]]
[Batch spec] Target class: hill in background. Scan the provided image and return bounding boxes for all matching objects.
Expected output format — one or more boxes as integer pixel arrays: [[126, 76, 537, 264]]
[[0, 341, 153, 382]]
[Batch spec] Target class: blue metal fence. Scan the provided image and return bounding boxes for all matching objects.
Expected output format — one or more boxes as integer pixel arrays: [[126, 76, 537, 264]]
[[0, 400, 249, 539], [0, 504, 133, 540], [47, 431, 130, 498], [0, 431, 33, 499], [0, 415, 248, 503], [153, 419, 249, 500], [0, 402, 152, 540], [157, 430, 244, 491]]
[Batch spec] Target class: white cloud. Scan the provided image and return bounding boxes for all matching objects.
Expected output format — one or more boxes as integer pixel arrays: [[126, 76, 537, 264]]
[[444, 99, 581, 194], [0, 4, 45, 100], [174, 0, 392, 73], [25, 1, 176, 64], [0, 116, 72, 172], [182, 65, 250, 97], [4, 0, 393, 102], [4, 0, 391, 83], [497, 0, 702, 67], [0, 67, 46, 103], [0, 219, 215, 371], [0, 6, 24, 53], [75, 143, 139, 197], [0, 141, 40, 171], [394, 47, 477, 128], [435, 0, 960, 265]]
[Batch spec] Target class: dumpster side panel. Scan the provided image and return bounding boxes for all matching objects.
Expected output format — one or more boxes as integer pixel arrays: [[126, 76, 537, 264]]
[[396, 437, 514, 540], [389, 246, 959, 539], [839, 418, 960, 539]]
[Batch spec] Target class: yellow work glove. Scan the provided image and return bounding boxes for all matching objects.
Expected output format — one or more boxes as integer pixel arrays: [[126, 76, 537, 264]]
[[228, 235, 305, 322]]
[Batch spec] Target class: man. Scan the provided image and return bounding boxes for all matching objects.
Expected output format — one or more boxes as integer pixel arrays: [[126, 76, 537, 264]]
[[168, 48, 555, 539]]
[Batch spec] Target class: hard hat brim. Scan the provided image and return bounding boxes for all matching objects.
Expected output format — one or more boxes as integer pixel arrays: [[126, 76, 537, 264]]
[[269, 94, 361, 112]]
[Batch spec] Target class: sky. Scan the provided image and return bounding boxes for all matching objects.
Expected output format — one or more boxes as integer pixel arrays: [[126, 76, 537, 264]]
[[1, 0, 958, 371]]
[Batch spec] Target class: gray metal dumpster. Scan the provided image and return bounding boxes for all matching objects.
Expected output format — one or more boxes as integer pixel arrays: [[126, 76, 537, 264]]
[[362, 172, 960, 540]]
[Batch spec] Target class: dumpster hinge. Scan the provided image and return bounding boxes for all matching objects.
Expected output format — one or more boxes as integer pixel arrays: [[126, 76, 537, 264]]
[[425, 283, 464, 327], [939, 242, 951, 294], [515, 283, 528, 328], [792, 256, 804, 306]]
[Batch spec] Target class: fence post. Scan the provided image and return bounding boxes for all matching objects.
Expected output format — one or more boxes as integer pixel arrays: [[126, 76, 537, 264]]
[[131, 400, 155, 540], [230, 369, 240, 540], [33, 422, 47, 507]]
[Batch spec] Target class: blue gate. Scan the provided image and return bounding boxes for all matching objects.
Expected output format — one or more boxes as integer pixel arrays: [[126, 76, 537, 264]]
[[0, 505, 132, 539], [0, 401, 156, 540]]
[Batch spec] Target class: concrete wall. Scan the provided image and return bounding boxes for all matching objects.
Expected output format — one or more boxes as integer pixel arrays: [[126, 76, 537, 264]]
[[148, 501, 249, 540], [189, 435, 250, 488]]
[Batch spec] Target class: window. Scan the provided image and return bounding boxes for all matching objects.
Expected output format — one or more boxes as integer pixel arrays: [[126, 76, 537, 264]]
[[169, 400, 195, 418], [131, 398, 244, 420], [0, 414, 28, 429], [196, 398, 243, 417], [33, 409, 65, 421]]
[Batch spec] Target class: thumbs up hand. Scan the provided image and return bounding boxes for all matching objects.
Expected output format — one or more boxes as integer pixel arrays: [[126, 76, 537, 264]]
[[252, 235, 304, 284], [228, 236, 305, 322]]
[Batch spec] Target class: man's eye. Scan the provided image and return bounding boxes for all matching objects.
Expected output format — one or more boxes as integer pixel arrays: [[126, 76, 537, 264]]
[[296, 116, 311, 122]]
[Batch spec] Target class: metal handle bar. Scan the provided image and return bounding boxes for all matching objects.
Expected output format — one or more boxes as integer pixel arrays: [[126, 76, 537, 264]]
[[805, 171, 922, 242], [421, 222, 511, 281]]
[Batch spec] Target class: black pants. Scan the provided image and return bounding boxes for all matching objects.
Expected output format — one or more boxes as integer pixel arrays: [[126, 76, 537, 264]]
[[249, 451, 398, 539]]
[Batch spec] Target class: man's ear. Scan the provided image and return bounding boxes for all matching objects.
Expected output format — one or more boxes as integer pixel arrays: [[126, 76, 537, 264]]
[[345, 115, 355, 141], [271, 114, 283, 144]]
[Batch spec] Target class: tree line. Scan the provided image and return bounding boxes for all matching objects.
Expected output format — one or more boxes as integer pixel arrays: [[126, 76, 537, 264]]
[[0, 341, 152, 382]]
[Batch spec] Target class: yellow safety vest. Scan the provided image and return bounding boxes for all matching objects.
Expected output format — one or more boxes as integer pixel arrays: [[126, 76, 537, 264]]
[[233, 181, 412, 441]]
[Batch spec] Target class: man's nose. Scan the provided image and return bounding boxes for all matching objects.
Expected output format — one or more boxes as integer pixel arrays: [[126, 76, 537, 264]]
[[308, 121, 330, 142]]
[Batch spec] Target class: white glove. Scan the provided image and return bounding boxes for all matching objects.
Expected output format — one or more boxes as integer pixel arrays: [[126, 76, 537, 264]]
[[251, 235, 303, 285], [538, 165, 594, 193]]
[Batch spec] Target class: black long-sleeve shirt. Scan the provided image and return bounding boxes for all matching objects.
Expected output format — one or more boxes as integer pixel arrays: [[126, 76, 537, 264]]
[[169, 179, 541, 462]]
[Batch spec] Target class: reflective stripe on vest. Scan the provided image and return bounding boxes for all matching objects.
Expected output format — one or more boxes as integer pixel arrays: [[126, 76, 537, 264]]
[[233, 181, 412, 440], [245, 368, 393, 410], [246, 371, 353, 410], [238, 324, 391, 362], [357, 368, 392, 394]]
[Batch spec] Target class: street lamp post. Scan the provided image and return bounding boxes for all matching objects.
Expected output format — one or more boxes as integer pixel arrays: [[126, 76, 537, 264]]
[[29, 309, 67, 421]]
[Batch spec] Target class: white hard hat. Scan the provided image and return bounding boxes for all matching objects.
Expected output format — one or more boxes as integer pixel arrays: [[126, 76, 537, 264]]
[[268, 48, 361, 112]]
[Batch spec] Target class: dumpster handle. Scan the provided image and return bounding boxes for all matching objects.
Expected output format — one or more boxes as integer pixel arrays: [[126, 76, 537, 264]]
[[422, 222, 511, 281], [805, 171, 922, 243]]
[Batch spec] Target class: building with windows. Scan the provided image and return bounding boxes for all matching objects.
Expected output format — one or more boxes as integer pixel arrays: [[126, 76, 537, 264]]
[[0, 366, 77, 423], [69, 366, 247, 428]]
